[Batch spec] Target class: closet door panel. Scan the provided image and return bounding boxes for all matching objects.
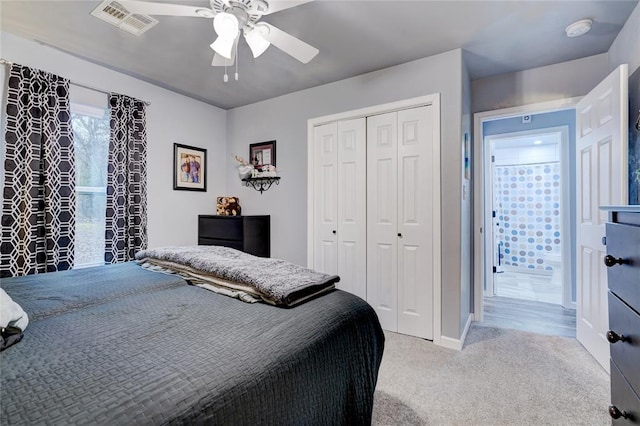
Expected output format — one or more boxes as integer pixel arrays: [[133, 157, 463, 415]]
[[367, 112, 398, 331], [397, 106, 434, 339], [337, 118, 367, 299], [313, 123, 338, 275], [373, 242, 395, 318]]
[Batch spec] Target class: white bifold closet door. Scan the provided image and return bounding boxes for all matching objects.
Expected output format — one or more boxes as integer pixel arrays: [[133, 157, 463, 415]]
[[313, 118, 366, 299], [367, 106, 434, 339]]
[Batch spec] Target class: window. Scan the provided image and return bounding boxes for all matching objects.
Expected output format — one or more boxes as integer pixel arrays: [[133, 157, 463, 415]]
[[71, 104, 110, 267]]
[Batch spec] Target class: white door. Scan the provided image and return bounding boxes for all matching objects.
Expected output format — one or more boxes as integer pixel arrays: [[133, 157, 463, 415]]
[[367, 112, 399, 331], [313, 122, 338, 275], [397, 106, 434, 339], [576, 64, 628, 372], [337, 118, 367, 299]]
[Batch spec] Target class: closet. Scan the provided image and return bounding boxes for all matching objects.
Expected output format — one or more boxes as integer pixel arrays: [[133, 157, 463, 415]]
[[367, 107, 434, 339], [312, 118, 367, 300], [308, 96, 440, 340]]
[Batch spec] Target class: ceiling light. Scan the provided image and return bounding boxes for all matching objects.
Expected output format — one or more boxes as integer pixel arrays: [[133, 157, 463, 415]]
[[245, 24, 270, 58], [213, 12, 239, 39], [534, 140, 542, 145], [210, 36, 235, 59], [565, 19, 592, 38]]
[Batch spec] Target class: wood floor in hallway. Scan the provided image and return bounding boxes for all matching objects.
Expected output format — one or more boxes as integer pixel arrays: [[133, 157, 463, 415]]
[[494, 270, 562, 305], [481, 296, 576, 338]]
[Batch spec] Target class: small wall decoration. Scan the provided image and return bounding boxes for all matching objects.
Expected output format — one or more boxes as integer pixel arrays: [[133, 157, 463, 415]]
[[464, 132, 471, 180], [249, 140, 276, 170], [216, 196, 241, 216], [174, 143, 207, 192]]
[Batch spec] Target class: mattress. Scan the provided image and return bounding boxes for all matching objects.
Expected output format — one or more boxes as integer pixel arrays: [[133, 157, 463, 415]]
[[0, 262, 384, 425]]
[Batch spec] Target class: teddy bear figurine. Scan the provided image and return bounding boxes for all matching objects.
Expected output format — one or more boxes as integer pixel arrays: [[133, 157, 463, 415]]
[[216, 196, 241, 216]]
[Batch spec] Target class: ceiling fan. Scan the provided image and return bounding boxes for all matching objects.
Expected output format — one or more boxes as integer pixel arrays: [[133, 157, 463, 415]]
[[118, 0, 319, 68]]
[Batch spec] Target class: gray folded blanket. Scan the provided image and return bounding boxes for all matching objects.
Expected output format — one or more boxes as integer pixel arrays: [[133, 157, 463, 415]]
[[135, 246, 339, 307]]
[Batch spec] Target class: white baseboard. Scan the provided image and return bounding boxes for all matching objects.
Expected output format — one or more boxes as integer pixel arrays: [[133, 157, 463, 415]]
[[438, 313, 474, 351]]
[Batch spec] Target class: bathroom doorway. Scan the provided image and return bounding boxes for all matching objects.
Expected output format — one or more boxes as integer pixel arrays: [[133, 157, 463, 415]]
[[475, 107, 577, 338], [481, 113, 575, 312], [486, 129, 566, 306]]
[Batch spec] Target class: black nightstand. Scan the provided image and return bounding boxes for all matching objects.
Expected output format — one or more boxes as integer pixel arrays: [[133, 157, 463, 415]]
[[198, 215, 270, 257]]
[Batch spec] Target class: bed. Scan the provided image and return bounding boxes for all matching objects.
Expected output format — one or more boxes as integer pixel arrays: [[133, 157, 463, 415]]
[[0, 262, 384, 425]]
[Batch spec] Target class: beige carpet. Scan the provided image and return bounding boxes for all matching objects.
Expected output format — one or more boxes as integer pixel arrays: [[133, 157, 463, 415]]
[[372, 324, 610, 425]]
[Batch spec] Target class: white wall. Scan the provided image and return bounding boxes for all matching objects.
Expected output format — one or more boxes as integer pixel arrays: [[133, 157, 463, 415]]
[[0, 32, 227, 248], [460, 52, 472, 334], [608, 2, 640, 74], [493, 144, 559, 166], [471, 54, 609, 113], [226, 49, 467, 339]]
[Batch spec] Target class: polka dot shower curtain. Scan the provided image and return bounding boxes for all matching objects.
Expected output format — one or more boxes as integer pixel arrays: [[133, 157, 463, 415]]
[[494, 162, 561, 272], [104, 93, 148, 263], [0, 63, 76, 278]]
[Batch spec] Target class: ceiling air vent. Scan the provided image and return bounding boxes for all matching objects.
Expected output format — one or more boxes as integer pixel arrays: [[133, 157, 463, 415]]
[[91, 0, 158, 36]]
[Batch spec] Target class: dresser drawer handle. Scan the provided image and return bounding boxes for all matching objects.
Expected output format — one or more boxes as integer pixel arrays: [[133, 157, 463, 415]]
[[604, 255, 627, 268], [606, 330, 628, 344], [609, 405, 629, 420]]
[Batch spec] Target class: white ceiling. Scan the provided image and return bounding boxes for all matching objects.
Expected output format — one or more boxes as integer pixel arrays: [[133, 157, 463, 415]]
[[2, 0, 637, 109]]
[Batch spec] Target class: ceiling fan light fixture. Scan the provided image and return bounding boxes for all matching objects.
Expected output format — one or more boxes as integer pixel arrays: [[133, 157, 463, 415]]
[[213, 12, 239, 39], [245, 25, 270, 58], [565, 19, 592, 38], [210, 36, 235, 59]]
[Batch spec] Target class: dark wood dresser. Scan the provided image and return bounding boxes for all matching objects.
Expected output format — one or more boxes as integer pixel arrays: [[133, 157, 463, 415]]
[[603, 207, 640, 424], [198, 215, 270, 257]]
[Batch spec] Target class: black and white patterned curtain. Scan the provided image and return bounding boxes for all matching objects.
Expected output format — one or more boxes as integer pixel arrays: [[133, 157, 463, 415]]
[[0, 64, 75, 278], [105, 93, 148, 263]]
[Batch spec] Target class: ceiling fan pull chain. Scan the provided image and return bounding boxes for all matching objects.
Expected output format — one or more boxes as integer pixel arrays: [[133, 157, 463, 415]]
[[235, 44, 239, 81]]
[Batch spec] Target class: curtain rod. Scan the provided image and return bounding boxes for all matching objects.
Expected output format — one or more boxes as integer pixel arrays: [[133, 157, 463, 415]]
[[0, 58, 151, 106]]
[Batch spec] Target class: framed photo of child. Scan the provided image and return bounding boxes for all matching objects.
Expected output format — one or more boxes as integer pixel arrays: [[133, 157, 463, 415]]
[[249, 140, 276, 171], [173, 143, 207, 191]]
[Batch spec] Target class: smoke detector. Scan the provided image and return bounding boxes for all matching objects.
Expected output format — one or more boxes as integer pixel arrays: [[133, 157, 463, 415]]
[[565, 19, 592, 38]]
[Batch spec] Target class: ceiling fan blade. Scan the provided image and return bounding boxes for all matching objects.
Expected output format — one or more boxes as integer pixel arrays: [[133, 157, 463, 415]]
[[260, 22, 318, 63], [118, 0, 213, 17], [262, 0, 314, 15]]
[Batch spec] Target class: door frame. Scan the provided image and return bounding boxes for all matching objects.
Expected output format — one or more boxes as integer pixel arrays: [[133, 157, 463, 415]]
[[307, 93, 442, 346], [473, 97, 581, 321], [483, 126, 572, 308]]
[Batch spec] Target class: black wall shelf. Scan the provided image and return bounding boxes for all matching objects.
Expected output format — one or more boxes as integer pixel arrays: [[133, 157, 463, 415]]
[[242, 177, 281, 194]]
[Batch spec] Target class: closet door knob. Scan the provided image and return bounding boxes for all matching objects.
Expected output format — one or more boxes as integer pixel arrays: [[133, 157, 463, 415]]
[[606, 330, 627, 344], [332, 230, 336, 235], [604, 255, 627, 267], [397, 233, 402, 238], [608, 405, 628, 419]]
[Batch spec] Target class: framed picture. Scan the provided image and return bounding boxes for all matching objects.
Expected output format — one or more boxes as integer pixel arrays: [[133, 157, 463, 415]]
[[173, 143, 207, 191], [249, 140, 276, 170]]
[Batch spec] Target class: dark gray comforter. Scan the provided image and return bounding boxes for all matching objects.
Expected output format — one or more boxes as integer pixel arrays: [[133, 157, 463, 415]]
[[0, 262, 384, 425]]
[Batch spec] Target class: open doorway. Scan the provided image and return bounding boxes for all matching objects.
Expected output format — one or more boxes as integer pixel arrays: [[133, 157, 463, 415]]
[[474, 104, 577, 338], [487, 128, 567, 305], [473, 66, 629, 371]]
